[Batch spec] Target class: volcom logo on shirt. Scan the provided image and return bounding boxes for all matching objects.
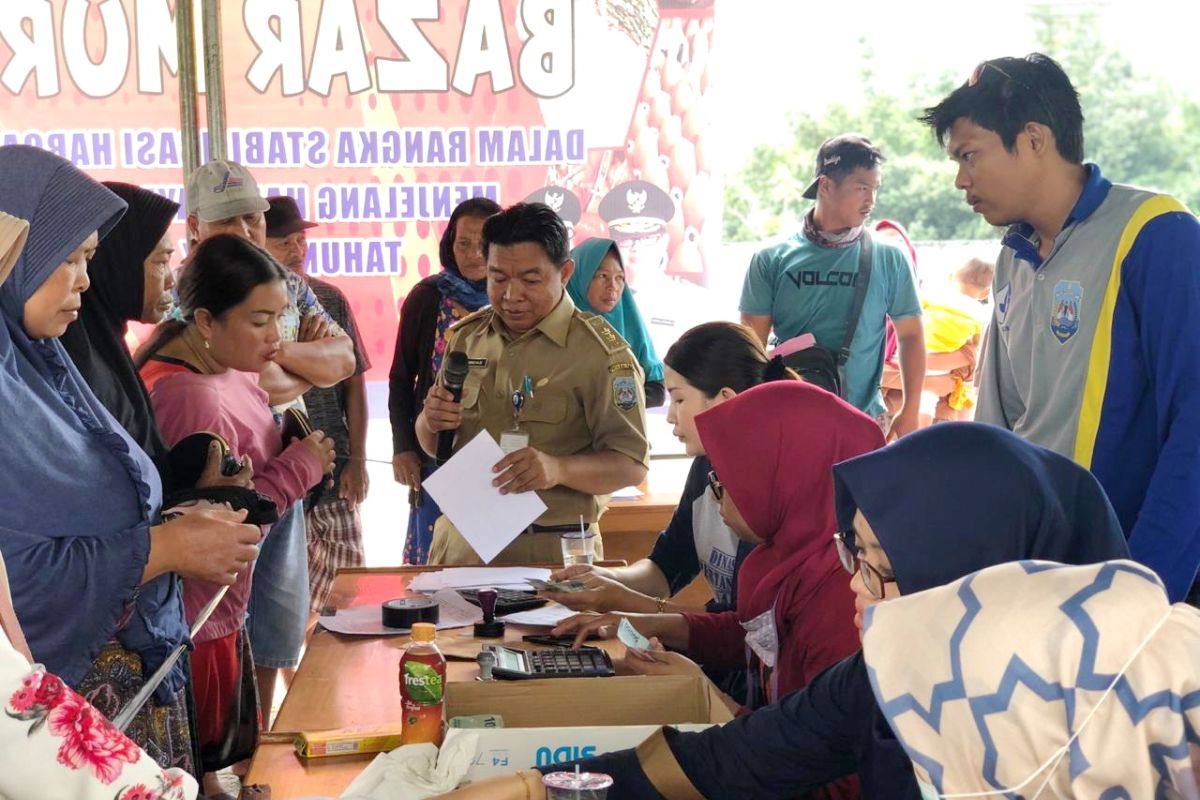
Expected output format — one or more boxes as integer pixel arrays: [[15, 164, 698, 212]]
[[786, 270, 861, 289]]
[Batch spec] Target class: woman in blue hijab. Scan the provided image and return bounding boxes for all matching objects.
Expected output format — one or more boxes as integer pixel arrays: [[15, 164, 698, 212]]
[[568, 238, 665, 406], [434, 423, 1131, 800], [0, 145, 260, 773]]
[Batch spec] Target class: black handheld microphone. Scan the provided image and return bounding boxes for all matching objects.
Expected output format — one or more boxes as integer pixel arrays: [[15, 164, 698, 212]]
[[436, 350, 470, 465]]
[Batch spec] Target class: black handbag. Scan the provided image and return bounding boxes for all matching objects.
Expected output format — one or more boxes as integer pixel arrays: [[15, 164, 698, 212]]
[[162, 431, 279, 525], [780, 232, 873, 397], [281, 407, 334, 506]]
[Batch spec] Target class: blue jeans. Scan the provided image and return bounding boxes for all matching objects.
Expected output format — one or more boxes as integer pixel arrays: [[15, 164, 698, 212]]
[[246, 500, 310, 669]]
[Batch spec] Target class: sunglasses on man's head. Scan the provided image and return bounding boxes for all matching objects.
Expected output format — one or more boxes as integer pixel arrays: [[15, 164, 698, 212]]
[[968, 59, 1056, 128]]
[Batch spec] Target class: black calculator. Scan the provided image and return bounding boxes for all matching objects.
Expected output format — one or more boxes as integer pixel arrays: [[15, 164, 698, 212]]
[[483, 645, 615, 680], [457, 588, 548, 615]]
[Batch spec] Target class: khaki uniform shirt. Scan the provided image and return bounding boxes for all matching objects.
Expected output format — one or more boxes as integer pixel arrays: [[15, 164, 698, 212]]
[[441, 293, 650, 526]]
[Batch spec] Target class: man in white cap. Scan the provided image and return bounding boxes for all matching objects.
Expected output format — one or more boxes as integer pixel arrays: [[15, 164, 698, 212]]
[[185, 160, 355, 403], [265, 195, 372, 624]]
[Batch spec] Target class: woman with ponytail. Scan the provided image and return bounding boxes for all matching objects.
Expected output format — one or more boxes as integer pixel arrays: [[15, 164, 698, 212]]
[[544, 322, 794, 618], [554, 380, 879, 727]]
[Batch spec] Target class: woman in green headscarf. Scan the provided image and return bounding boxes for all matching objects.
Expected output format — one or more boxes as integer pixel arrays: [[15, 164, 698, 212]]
[[568, 238, 665, 406]]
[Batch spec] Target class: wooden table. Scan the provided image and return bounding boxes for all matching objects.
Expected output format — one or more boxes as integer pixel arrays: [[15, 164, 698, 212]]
[[244, 460, 705, 795], [244, 568, 627, 797]]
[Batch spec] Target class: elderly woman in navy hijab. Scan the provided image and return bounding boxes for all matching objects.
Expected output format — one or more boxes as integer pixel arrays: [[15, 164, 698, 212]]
[[0, 145, 260, 771]]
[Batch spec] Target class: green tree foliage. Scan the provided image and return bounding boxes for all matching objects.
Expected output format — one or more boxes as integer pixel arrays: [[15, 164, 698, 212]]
[[724, 7, 1200, 242]]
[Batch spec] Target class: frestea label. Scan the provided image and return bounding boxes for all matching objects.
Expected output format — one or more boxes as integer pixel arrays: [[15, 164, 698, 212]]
[[403, 661, 444, 705]]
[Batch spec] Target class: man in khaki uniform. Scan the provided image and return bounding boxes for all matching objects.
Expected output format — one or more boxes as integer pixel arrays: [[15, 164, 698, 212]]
[[417, 202, 650, 564]]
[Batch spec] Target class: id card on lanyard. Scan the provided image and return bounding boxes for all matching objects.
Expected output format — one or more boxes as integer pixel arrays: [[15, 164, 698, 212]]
[[500, 375, 535, 454]]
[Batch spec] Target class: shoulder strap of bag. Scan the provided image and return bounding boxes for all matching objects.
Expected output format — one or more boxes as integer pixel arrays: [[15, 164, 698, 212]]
[[837, 230, 873, 366], [636, 727, 707, 800]]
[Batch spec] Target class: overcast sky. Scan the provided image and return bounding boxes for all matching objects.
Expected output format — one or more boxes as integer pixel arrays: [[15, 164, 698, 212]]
[[713, 0, 1200, 167]]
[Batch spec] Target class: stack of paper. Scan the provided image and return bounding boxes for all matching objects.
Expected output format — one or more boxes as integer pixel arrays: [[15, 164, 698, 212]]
[[408, 567, 552, 593]]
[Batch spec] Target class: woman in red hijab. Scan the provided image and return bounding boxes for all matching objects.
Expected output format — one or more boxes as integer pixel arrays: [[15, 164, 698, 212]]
[[556, 381, 882, 707]]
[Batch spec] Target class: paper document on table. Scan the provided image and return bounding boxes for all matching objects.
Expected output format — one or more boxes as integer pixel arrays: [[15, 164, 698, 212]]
[[408, 567, 552, 592], [611, 485, 644, 500], [501, 602, 577, 627], [318, 589, 483, 635], [422, 432, 548, 564]]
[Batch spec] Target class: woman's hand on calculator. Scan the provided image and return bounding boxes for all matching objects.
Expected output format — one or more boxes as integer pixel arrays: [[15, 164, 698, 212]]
[[552, 611, 624, 648]]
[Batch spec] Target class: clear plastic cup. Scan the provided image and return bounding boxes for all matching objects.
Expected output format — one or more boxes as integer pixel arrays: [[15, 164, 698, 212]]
[[542, 771, 614, 799], [560, 530, 596, 566]]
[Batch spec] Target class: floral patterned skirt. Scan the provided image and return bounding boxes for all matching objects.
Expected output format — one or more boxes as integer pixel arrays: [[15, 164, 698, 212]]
[[76, 639, 195, 777]]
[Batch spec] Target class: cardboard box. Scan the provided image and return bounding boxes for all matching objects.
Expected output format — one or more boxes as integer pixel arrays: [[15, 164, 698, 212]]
[[442, 674, 732, 781], [445, 673, 733, 727], [448, 723, 716, 781]]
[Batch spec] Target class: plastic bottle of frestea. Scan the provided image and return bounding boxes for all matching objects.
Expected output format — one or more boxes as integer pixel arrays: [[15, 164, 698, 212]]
[[399, 622, 446, 745]]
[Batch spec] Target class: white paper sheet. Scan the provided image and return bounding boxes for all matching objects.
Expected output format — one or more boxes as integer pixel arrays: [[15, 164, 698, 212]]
[[500, 602, 577, 627], [318, 589, 484, 636], [422, 433, 548, 564], [611, 485, 644, 500], [407, 567, 552, 593]]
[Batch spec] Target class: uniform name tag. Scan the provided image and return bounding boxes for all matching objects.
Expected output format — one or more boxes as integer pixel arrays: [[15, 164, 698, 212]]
[[499, 430, 530, 454]]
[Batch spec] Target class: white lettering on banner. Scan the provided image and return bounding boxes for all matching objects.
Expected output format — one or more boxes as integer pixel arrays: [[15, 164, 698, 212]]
[[121, 128, 182, 168], [376, 0, 448, 93], [518, 0, 574, 98], [134, 0, 177, 94], [244, 0, 307, 96], [476, 127, 585, 164], [308, 0, 372, 97], [0, 129, 116, 168], [313, 182, 500, 223], [452, 0, 515, 95], [1, 0, 59, 97], [305, 238, 406, 277], [204, 128, 330, 168], [1, 0, 577, 99], [333, 128, 470, 167], [63, 0, 129, 98]]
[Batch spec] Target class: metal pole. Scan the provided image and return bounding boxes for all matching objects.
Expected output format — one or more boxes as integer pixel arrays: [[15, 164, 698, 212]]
[[201, 0, 227, 161], [175, 0, 201, 180]]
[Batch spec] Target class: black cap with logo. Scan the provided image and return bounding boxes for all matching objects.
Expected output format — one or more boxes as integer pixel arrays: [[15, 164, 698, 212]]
[[801, 134, 884, 200]]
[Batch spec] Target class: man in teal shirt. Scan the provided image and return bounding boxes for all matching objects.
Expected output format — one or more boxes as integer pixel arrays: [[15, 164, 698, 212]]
[[740, 134, 925, 437]]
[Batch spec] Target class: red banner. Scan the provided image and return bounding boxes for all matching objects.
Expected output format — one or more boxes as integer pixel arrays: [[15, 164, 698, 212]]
[[0, 0, 719, 377]]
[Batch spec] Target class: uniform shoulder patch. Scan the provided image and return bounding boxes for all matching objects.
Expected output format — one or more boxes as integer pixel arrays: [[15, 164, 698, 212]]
[[613, 376, 639, 411], [449, 306, 493, 333], [581, 313, 631, 356]]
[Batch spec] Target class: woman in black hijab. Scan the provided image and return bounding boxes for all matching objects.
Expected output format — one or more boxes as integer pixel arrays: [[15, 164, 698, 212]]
[[61, 182, 178, 466]]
